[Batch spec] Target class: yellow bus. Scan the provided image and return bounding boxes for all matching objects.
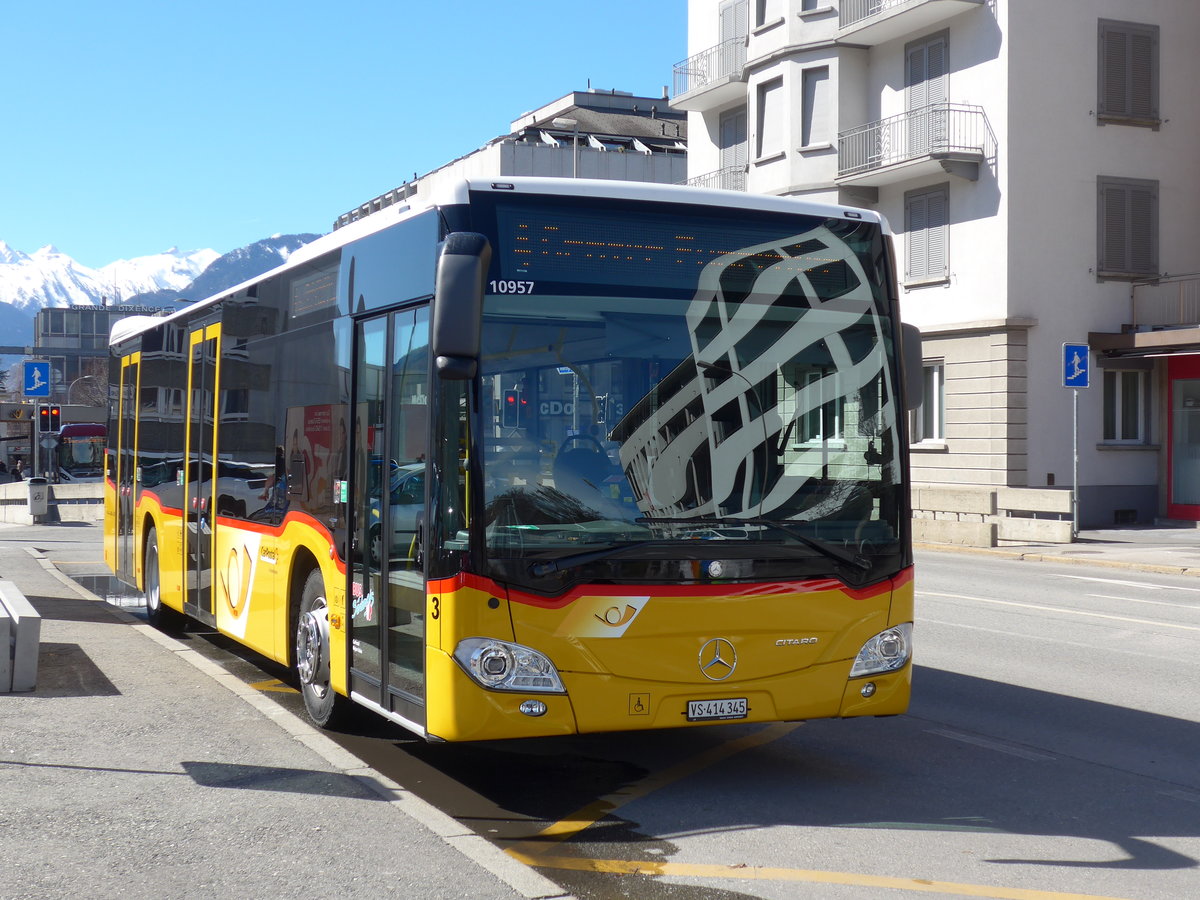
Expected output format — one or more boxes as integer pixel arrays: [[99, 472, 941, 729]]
[[105, 177, 921, 742]]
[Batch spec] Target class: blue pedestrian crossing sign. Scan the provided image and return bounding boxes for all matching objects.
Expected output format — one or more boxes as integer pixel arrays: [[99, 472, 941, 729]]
[[1062, 343, 1089, 389], [23, 361, 51, 398]]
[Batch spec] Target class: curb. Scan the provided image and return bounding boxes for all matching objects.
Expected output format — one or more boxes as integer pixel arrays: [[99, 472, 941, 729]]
[[35, 548, 575, 900]]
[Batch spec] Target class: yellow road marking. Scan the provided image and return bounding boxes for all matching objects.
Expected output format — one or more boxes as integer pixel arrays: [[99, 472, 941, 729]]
[[502, 721, 1134, 900], [248, 679, 299, 694], [505, 851, 1135, 900], [513, 722, 801, 848]]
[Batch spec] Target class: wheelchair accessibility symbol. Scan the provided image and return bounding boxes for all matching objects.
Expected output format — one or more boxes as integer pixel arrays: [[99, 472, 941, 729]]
[[628, 693, 650, 716]]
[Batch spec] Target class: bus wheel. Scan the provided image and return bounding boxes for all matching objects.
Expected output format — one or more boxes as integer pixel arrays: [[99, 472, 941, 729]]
[[295, 570, 352, 728], [144, 527, 184, 631]]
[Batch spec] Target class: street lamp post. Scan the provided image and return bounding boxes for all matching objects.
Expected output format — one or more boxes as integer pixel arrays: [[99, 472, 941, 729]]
[[66, 374, 100, 406]]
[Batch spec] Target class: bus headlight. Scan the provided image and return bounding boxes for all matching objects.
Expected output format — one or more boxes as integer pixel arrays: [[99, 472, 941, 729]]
[[454, 638, 566, 693], [849, 623, 912, 678]]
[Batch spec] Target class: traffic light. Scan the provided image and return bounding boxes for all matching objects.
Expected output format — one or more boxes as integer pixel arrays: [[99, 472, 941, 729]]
[[501, 390, 526, 428], [37, 404, 60, 432]]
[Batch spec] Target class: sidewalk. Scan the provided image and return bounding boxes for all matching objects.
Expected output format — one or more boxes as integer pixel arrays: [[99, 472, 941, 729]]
[[0, 522, 570, 900], [916, 522, 1200, 576]]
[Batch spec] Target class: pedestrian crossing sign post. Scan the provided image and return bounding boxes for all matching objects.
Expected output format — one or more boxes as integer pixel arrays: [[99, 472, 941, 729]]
[[1062, 343, 1089, 388], [1062, 342, 1089, 540], [23, 361, 51, 398]]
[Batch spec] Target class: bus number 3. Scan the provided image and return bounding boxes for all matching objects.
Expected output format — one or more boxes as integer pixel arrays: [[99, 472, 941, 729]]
[[431, 597, 440, 619], [489, 280, 535, 295]]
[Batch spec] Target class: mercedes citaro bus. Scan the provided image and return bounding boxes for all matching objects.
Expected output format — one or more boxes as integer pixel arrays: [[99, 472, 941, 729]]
[[105, 177, 921, 742]]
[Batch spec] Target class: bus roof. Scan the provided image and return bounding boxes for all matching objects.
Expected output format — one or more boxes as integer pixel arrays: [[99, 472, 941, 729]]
[[109, 177, 888, 347]]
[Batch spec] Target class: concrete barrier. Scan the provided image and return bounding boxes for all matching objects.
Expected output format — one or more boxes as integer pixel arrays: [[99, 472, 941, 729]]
[[0, 580, 40, 692], [913, 485, 1076, 548], [0, 481, 103, 525]]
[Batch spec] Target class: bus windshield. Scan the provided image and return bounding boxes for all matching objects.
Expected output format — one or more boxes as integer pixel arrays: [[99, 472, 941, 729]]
[[55, 425, 106, 482], [474, 195, 904, 589]]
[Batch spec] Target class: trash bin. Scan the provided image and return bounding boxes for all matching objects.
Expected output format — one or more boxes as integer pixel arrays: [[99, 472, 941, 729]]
[[27, 477, 48, 518]]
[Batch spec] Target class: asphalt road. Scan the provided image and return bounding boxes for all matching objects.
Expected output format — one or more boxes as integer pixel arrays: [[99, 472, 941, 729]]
[[74, 547, 1200, 900]]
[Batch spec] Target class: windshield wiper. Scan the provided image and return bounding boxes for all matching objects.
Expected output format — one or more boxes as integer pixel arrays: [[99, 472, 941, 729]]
[[635, 516, 872, 573], [528, 540, 669, 577]]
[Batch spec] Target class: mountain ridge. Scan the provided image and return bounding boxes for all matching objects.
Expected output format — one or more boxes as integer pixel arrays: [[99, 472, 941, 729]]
[[0, 233, 322, 345]]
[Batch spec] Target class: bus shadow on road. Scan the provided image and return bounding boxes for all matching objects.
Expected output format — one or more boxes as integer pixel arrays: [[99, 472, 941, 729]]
[[424, 663, 1200, 878], [683, 663, 1200, 872]]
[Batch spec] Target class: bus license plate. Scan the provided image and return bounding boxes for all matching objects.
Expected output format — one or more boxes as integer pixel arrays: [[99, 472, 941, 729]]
[[687, 698, 747, 721]]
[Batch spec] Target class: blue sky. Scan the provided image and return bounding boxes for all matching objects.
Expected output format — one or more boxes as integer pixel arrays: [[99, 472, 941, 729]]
[[1, 1, 686, 269]]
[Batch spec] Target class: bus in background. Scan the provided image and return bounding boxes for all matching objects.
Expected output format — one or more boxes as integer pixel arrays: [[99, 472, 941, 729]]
[[104, 177, 921, 742], [55, 423, 106, 482]]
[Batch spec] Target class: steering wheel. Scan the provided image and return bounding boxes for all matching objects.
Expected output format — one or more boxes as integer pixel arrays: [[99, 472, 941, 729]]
[[554, 433, 606, 462]]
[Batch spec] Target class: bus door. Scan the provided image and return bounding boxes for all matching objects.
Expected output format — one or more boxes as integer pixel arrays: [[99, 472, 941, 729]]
[[184, 323, 221, 626], [349, 308, 430, 728], [115, 353, 140, 583]]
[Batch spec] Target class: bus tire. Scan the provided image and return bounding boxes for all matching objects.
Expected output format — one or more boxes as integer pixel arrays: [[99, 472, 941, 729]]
[[295, 569, 353, 729], [144, 527, 185, 632]]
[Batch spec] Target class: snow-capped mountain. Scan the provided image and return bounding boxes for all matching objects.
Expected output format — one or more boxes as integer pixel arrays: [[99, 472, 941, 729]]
[[0, 242, 218, 313], [0, 235, 321, 347]]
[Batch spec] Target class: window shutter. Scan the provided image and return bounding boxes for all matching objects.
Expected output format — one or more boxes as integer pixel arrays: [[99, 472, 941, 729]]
[[1100, 182, 1128, 272], [1128, 184, 1157, 275], [926, 188, 948, 277], [1129, 30, 1157, 119], [906, 33, 948, 111], [1098, 20, 1158, 121], [720, 0, 748, 41], [720, 108, 747, 169], [1099, 23, 1128, 117], [906, 193, 928, 279], [905, 185, 948, 281], [1098, 177, 1158, 276]]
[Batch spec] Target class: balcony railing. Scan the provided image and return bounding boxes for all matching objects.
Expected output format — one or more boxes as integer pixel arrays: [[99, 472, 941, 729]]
[[842, 0, 912, 28], [839, 0, 985, 45], [838, 102, 996, 179], [683, 166, 746, 192], [672, 37, 746, 98], [1132, 276, 1200, 329]]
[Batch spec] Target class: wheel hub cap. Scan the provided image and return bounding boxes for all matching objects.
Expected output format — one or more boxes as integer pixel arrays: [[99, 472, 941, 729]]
[[296, 607, 328, 686]]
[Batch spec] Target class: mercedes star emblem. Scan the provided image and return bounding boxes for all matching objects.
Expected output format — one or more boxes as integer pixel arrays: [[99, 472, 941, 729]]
[[698, 638, 737, 681]]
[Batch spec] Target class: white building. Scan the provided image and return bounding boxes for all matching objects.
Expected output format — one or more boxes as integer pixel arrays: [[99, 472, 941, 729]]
[[336, 89, 687, 228], [673, 0, 1200, 536]]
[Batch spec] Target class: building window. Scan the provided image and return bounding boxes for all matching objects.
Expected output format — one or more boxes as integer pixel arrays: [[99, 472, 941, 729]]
[[906, 32, 948, 112], [1097, 19, 1159, 127], [720, 106, 747, 171], [801, 66, 830, 148], [904, 184, 949, 283], [1103, 369, 1148, 442], [796, 369, 844, 444], [754, 0, 780, 28], [1097, 176, 1158, 278], [720, 0, 748, 42], [910, 361, 945, 443], [756, 77, 785, 159]]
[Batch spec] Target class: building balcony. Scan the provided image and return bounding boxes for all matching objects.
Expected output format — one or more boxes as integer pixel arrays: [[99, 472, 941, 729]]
[[839, 0, 985, 46], [836, 102, 996, 187], [670, 38, 747, 111], [682, 165, 747, 192]]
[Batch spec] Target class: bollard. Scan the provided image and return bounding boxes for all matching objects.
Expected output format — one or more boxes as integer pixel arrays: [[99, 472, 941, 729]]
[[0, 580, 40, 691]]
